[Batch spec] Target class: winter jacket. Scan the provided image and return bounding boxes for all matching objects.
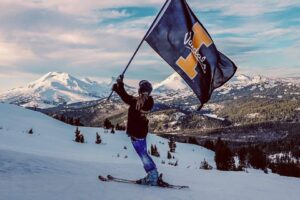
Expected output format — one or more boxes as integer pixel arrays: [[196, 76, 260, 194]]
[[113, 82, 154, 139]]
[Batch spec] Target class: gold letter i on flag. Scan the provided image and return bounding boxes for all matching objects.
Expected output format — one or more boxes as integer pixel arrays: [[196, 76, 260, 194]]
[[176, 22, 213, 79]]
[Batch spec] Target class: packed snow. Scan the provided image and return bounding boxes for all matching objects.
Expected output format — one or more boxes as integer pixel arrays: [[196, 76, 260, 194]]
[[0, 103, 300, 200]]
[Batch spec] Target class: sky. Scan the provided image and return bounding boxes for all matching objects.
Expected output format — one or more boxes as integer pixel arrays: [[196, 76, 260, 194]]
[[0, 0, 299, 92]]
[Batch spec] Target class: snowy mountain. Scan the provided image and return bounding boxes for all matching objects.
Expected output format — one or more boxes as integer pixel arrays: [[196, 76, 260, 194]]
[[154, 72, 299, 95], [153, 72, 299, 103], [0, 72, 117, 108], [1, 71, 299, 111], [1, 102, 299, 200], [153, 73, 191, 95]]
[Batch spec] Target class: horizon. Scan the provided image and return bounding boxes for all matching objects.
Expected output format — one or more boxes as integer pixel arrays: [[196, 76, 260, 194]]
[[0, 0, 299, 92], [1, 70, 299, 93]]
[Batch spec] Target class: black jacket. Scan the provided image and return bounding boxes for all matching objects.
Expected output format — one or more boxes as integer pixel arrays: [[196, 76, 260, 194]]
[[114, 83, 154, 139]]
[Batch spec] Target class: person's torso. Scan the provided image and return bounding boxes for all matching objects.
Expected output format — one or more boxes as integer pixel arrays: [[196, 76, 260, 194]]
[[126, 96, 153, 138]]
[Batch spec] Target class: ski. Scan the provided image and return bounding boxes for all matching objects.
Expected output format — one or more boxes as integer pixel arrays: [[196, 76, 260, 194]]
[[98, 174, 189, 189], [98, 175, 109, 182]]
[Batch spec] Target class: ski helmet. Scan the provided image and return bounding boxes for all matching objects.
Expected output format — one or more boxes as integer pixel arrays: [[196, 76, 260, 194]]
[[138, 80, 153, 95]]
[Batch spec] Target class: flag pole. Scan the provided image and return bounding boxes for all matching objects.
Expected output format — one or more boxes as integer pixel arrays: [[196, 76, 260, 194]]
[[106, 0, 170, 101]]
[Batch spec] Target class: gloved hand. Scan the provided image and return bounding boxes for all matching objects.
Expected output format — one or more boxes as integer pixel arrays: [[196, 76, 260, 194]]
[[112, 83, 118, 91], [116, 74, 124, 84]]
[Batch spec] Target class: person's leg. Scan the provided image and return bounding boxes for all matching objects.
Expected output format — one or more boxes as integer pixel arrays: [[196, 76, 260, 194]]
[[131, 137, 156, 173], [131, 137, 159, 185]]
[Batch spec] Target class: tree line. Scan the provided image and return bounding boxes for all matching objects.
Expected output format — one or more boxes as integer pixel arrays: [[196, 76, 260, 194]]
[[202, 138, 300, 177]]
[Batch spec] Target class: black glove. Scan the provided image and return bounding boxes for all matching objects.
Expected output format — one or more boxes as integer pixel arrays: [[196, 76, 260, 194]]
[[112, 83, 118, 91], [116, 74, 124, 84]]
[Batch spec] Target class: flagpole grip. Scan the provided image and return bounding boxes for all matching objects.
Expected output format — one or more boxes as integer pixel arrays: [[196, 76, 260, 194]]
[[106, 0, 170, 102]]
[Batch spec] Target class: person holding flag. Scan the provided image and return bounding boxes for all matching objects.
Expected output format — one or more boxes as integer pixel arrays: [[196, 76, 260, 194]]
[[112, 75, 161, 186], [108, 0, 237, 109], [108, 0, 237, 187]]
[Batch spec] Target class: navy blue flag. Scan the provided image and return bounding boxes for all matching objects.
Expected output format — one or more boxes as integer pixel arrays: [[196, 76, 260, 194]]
[[145, 0, 237, 107]]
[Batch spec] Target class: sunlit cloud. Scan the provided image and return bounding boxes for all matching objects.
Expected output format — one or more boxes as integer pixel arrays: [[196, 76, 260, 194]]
[[0, 0, 299, 92]]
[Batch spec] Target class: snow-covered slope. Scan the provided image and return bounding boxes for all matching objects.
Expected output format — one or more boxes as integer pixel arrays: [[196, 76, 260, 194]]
[[153, 73, 192, 101], [0, 72, 112, 108], [0, 103, 299, 200]]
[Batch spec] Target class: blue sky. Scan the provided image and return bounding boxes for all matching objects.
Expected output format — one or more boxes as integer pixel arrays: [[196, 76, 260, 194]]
[[0, 0, 299, 92]]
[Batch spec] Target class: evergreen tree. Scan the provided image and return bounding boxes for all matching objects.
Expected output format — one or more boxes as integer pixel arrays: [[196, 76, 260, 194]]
[[188, 137, 198, 145], [60, 115, 66, 122], [168, 137, 176, 153], [68, 117, 74, 125], [174, 160, 178, 166], [167, 151, 172, 159], [28, 128, 33, 134], [75, 127, 81, 142], [151, 144, 154, 155], [237, 147, 247, 169], [116, 123, 120, 130], [151, 144, 160, 157], [248, 146, 267, 170], [95, 132, 101, 144], [111, 126, 115, 134], [200, 159, 213, 170], [214, 138, 235, 171], [203, 140, 215, 151], [104, 118, 112, 129], [74, 127, 84, 143]]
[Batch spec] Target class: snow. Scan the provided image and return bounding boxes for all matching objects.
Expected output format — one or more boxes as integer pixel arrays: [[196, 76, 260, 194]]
[[219, 89, 230, 94], [246, 113, 262, 119], [221, 74, 279, 91], [154, 73, 188, 91], [0, 103, 300, 200], [203, 114, 225, 121], [153, 73, 192, 97], [204, 103, 224, 111], [250, 85, 257, 91], [150, 113, 170, 121], [253, 95, 266, 98], [269, 152, 298, 163], [281, 77, 300, 86]]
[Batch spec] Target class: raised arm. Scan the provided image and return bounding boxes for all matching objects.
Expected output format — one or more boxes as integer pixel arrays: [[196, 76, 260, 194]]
[[112, 81, 135, 106]]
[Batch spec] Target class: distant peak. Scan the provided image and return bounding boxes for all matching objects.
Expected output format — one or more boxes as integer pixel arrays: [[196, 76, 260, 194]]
[[38, 72, 73, 82], [45, 71, 68, 77]]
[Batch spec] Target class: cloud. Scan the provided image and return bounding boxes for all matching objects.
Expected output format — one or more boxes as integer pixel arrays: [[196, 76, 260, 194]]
[[0, 0, 299, 92], [0, 70, 40, 92], [0, 35, 37, 66], [191, 0, 300, 16]]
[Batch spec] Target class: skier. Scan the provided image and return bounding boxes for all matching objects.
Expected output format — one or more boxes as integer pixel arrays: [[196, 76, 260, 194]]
[[112, 75, 159, 186]]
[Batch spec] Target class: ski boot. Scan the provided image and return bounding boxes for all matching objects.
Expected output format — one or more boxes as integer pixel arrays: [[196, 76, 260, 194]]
[[136, 169, 159, 186], [157, 173, 171, 187]]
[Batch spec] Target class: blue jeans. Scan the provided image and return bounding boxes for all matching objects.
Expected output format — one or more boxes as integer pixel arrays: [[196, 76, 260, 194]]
[[131, 137, 157, 173]]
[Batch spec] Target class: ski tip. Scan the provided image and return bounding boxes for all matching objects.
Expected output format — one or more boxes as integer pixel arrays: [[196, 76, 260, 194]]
[[98, 175, 108, 182], [107, 175, 113, 179], [180, 186, 189, 189]]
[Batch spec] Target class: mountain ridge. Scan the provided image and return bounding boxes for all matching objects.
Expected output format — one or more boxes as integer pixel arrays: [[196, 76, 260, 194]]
[[0, 71, 299, 109]]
